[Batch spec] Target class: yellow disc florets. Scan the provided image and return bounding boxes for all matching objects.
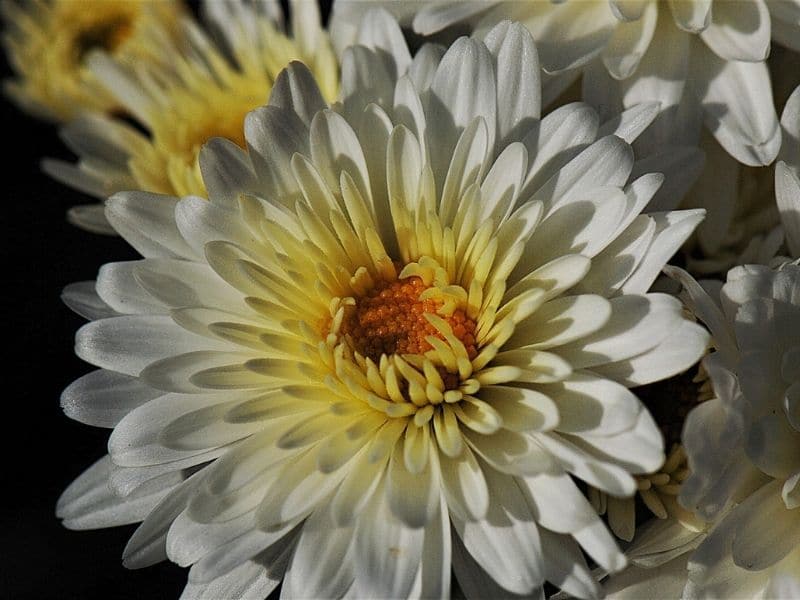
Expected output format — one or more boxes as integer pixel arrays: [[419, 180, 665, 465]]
[[333, 272, 478, 364]]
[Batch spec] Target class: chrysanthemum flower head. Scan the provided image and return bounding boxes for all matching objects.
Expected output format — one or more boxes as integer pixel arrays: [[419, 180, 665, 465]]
[[44, 0, 338, 234], [57, 13, 710, 599], [620, 258, 799, 599], [1, 0, 184, 122], [333, 0, 799, 167]]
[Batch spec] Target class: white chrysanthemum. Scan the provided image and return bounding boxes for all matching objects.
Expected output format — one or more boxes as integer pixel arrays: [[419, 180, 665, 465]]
[[43, 0, 337, 234], [332, 0, 797, 166], [684, 84, 800, 275], [1, 0, 184, 122], [602, 260, 800, 598], [57, 14, 710, 599], [679, 261, 800, 598]]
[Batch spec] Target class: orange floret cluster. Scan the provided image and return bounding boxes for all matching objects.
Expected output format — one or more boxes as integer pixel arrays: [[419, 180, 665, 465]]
[[340, 276, 477, 363]]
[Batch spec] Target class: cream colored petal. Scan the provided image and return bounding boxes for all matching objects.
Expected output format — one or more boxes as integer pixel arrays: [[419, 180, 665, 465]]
[[603, 1, 658, 79], [668, 0, 712, 33], [592, 319, 709, 386], [482, 20, 542, 151], [745, 413, 800, 479], [598, 102, 661, 144], [604, 553, 691, 599], [268, 61, 327, 127], [539, 528, 601, 599], [427, 37, 496, 187], [438, 444, 490, 520], [621, 16, 689, 140], [57, 455, 183, 531], [412, 2, 490, 35], [620, 209, 705, 295], [244, 105, 308, 201], [96, 261, 167, 315], [61, 369, 161, 429], [522, 103, 599, 200], [520, 470, 610, 534], [557, 293, 684, 368], [523, 186, 630, 270], [281, 506, 355, 599], [533, 136, 633, 214], [776, 161, 800, 257], [126, 471, 204, 569], [167, 507, 260, 569], [507, 294, 613, 350], [731, 479, 800, 571], [695, 49, 780, 166], [700, 0, 770, 61], [106, 192, 197, 260], [574, 214, 655, 298], [479, 386, 560, 432], [567, 408, 665, 475], [462, 428, 555, 476], [387, 436, 439, 527], [518, 1, 618, 73], [534, 433, 637, 496], [352, 478, 424, 598], [255, 449, 351, 530], [452, 466, 545, 594], [199, 138, 257, 208], [548, 371, 641, 436], [310, 108, 372, 203], [417, 493, 452, 600]]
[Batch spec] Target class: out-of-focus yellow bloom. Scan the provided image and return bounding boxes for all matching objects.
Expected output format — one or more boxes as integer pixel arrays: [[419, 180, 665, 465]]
[[44, 0, 339, 233], [2, 0, 184, 122]]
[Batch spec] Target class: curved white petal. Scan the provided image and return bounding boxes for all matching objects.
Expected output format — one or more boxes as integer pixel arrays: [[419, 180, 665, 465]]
[[61, 369, 162, 428], [700, 0, 770, 62], [695, 51, 780, 166]]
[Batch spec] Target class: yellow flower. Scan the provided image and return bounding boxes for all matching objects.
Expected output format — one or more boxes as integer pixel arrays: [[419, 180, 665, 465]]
[[2, 0, 184, 121], [44, 0, 338, 233]]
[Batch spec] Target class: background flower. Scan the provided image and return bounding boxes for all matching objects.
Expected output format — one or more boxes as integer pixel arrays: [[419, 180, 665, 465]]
[[333, 0, 800, 167], [1, 0, 184, 122], [677, 260, 800, 597], [42, 0, 337, 235], [602, 257, 800, 599]]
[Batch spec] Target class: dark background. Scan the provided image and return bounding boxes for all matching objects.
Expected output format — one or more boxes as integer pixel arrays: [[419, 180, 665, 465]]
[[0, 44, 187, 600], [0, 1, 331, 597]]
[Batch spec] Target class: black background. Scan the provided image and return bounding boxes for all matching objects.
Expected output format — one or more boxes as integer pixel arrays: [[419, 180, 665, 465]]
[[0, 45, 188, 600], [0, 1, 333, 597]]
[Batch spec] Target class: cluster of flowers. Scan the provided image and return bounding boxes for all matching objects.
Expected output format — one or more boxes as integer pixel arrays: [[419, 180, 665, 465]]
[[4, 0, 799, 598]]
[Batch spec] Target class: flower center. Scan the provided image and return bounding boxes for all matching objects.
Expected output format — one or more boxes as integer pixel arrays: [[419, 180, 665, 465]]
[[316, 257, 501, 425], [75, 15, 133, 61], [339, 275, 478, 364]]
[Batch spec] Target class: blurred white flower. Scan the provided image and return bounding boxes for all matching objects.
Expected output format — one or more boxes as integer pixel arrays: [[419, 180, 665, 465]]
[[616, 260, 800, 599], [43, 0, 337, 234], [333, 0, 798, 166], [56, 12, 709, 600], [680, 260, 800, 598], [1, 0, 184, 122]]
